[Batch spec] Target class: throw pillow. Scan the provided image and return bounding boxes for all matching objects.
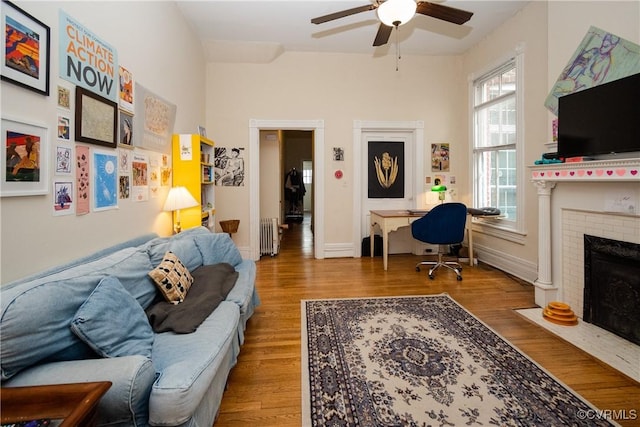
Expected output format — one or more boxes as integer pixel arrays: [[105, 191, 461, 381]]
[[148, 251, 194, 303], [70, 276, 154, 358]]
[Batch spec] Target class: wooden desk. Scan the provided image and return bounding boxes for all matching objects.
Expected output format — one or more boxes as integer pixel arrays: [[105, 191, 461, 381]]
[[1, 381, 111, 426], [369, 210, 426, 271]]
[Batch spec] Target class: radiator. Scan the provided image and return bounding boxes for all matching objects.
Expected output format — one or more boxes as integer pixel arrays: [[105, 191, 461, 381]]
[[260, 217, 280, 256]]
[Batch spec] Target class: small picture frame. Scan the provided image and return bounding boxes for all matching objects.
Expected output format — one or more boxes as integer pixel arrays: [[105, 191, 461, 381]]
[[1, 116, 49, 197], [1, 0, 50, 95], [198, 125, 207, 138], [118, 110, 134, 148], [75, 87, 118, 148]]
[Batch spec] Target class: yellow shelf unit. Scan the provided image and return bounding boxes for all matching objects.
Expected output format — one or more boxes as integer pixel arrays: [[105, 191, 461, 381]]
[[171, 134, 215, 231]]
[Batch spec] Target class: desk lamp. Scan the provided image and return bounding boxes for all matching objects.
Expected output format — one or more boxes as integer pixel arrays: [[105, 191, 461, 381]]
[[164, 186, 198, 233], [431, 179, 447, 203]]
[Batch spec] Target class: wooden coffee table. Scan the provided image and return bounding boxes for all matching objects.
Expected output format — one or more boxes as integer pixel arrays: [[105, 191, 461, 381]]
[[1, 381, 111, 427]]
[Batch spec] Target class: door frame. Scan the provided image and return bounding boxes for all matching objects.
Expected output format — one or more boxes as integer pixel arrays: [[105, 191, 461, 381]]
[[352, 120, 424, 257], [249, 119, 325, 261]]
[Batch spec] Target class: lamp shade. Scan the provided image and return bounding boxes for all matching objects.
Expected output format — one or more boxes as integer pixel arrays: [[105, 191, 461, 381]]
[[377, 0, 417, 27], [163, 186, 198, 212], [430, 184, 447, 192]]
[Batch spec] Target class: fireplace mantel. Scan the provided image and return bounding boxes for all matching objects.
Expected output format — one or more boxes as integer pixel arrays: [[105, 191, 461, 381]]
[[529, 158, 640, 307], [531, 158, 640, 183]]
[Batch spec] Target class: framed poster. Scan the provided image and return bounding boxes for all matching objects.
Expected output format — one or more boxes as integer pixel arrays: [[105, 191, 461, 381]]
[[1, 117, 49, 196], [75, 87, 117, 148], [368, 141, 404, 199], [1, 0, 50, 95]]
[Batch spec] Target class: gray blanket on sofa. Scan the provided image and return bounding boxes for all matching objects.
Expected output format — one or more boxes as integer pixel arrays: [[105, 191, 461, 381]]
[[146, 263, 238, 333]]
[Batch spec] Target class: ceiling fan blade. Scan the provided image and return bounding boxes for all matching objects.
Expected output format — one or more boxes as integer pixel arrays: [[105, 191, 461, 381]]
[[373, 23, 393, 47], [311, 4, 376, 24], [416, 1, 473, 25]]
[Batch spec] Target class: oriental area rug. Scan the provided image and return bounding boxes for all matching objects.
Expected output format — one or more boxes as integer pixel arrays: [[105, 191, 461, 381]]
[[301, 294, 615, 427]]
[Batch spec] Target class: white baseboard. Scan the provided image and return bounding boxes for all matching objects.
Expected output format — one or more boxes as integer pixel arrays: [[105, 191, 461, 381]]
[[323, 243, 355, 258], [474, 243, 537, 284]]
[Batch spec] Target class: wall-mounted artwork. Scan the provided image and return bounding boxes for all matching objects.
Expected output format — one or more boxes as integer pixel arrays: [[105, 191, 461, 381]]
[[75, 145, 90, 215], [118, 110, 133, 147], [1, 0, 50, 95], [55, 143, 72, 174], [131, 152, 148, 201], [431, 143, 450, 172], [92, 149, 118, 211], [57, 84, 71, 110], [53, 180, 73, 216], [133, 83, 176, 153], [75, 87, 117, 148], [368, 141, 404, 199], [119, 65, 134, 112], [1, 117, 49, 197], [57, 113, 70, 141], [214, 147, 245, 186], [545, 26, 640, 115], [59, 10, 118, 102]]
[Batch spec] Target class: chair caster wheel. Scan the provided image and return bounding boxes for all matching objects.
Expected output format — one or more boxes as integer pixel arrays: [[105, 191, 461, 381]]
[[416, 267, 421, 272], [428, 275, 434, 280], [457, 276, 463, 281]]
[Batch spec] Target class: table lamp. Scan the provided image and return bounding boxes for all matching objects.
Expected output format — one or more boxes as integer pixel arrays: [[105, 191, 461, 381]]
[[163, 186, 198, 233], [431, 179, 447, 203]]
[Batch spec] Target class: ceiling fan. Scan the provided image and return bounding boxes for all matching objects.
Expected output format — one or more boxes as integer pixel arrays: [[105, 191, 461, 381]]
[[311, 0, 474, 47]]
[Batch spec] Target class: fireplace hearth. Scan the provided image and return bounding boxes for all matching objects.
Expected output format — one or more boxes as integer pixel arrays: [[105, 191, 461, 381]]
[[583, 235, 640, 346]]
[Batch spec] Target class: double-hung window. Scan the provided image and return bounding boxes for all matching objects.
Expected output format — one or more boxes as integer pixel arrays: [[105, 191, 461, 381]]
[[472, 53, 524, 236]]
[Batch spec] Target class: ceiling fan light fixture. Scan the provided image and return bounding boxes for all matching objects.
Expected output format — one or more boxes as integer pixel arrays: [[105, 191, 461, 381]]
[[376, 0, 417, 27]]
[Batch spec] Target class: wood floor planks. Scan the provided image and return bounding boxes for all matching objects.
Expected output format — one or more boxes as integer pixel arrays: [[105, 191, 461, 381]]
[[214, 219, 640, 426]]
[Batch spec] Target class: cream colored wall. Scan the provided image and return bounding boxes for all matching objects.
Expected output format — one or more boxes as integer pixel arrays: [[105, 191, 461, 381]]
[[206, 53, 468, 250], [461, 1, 639, 281], [259, 130, 280, 220], [1, 1, 206, 283], [461, 1, 549, 279]]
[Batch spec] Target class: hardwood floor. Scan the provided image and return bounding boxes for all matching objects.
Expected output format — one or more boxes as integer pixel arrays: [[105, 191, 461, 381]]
[[215, 215, 640, 426]]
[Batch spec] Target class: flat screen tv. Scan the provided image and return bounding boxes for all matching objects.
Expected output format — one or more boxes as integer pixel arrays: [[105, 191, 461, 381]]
[[557, 72, 640, 159]]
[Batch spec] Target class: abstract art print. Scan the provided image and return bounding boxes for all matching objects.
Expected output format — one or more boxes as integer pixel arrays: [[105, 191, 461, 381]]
[[545, 26, 640, 115]]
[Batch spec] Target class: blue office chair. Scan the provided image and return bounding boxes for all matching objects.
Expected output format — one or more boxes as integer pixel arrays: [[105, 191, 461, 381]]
[[411, 202, 467, 281]]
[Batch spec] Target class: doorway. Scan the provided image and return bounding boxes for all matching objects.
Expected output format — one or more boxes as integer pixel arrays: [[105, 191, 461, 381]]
[[249, 120, 325, 261]]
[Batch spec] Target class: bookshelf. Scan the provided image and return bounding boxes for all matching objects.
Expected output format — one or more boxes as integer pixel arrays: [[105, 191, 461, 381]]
[[171, 134, 215, 231]]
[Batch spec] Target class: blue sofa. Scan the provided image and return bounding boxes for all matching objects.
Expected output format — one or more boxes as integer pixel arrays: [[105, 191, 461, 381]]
[[1, 227, 260, 426]]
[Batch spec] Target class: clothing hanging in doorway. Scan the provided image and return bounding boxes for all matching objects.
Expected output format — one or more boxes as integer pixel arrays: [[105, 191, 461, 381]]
[[285, 168, 305, 222]]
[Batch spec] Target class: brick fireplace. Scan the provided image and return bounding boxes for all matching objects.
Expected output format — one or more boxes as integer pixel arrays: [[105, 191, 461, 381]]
[[530, 158, 640, 324]]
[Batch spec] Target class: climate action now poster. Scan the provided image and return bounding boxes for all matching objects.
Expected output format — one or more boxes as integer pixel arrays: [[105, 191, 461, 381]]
[[59, 11, 118, 102]]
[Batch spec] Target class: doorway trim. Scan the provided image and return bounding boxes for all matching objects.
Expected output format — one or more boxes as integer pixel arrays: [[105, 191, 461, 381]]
[[249, 119, 325, 260], [352, 120, 424, 257]]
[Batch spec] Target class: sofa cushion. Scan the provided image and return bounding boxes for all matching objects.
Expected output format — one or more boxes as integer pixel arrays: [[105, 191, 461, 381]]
[[194, 232, 243, 267], [100, 248, 158, 309], [71, 276, 154, 358], [146, 263, 239, 333], [149, 301, 240, 426], [143, 227, 208, 271], [3, 355, 156, 427], [0, 274, 104, 380], [149, 251, 194, 303]]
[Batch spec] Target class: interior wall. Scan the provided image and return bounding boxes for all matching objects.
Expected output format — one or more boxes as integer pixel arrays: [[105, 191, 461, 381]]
[[461, 1, 549, 279], [259, 130, 280, 221], [1, 1, 206, 283], [206, 53, 467, 254]]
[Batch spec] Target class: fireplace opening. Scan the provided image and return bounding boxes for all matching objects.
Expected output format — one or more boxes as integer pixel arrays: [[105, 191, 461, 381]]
[[583, 235, 640, 346]]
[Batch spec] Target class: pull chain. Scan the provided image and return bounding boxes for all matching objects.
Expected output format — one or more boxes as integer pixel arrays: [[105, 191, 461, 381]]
[[395, 24, 401, 71]]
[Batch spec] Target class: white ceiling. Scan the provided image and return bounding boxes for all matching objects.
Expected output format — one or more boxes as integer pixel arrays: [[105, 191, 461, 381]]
[[176, 0, 530, 63]]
